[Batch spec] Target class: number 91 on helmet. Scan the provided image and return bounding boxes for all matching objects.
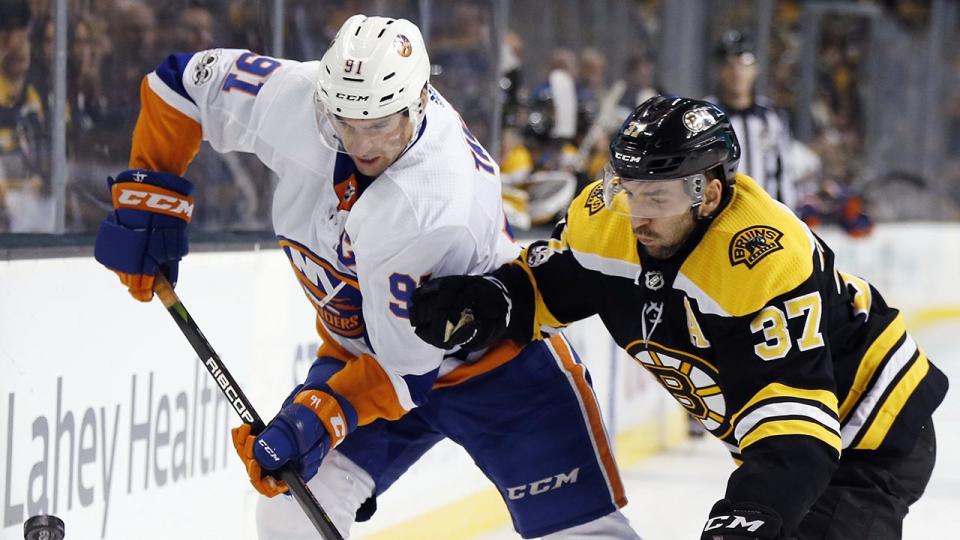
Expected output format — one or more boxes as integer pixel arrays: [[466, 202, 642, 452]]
[[314, 15, 431, 176]]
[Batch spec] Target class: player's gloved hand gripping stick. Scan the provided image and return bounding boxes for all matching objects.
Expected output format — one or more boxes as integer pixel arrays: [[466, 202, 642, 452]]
[[152, 274, 344, 540]]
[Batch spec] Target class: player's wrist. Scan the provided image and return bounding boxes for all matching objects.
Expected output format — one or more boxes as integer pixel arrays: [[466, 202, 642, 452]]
[[481, 275, 512, 327], [291, 388, 352, 447], [701, 499, 782, 540], [490, 262, 535, 343]]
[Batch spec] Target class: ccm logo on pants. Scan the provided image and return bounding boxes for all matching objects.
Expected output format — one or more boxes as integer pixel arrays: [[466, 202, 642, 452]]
[[507, 468, 580, 500]]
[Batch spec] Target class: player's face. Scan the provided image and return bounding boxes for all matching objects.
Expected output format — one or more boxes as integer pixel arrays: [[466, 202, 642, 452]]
[[717, 54, 758, 99], [629, 177, 724, 259], [631, 210, 697, 259], [333, 112, 413, 176]]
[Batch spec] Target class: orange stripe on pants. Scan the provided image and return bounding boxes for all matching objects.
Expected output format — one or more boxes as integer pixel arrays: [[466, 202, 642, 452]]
[[546, 334, 627, 508]]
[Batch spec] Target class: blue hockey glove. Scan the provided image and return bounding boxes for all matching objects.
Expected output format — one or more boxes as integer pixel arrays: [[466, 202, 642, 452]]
[[232, 386, 355, 497], [93, 169, 194, 301]]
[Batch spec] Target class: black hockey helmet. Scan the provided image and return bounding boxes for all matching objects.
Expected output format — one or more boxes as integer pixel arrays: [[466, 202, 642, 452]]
[[714, 30, 755, 62], [609, 95, 740, 185], [602, 96, 740, 218]]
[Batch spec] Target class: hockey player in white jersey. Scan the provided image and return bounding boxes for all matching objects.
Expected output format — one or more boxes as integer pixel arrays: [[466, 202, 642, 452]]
[[93, 14, 639, 539]]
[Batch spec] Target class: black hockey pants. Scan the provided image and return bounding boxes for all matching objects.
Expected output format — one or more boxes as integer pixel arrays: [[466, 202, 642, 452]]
[[794, 419, 937, 540]]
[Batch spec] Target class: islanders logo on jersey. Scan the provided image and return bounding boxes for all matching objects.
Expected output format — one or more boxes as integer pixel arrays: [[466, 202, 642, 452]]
[[279, 237, 366, 339], [626, 340, 730, 436], [729, 225, 784, 269]]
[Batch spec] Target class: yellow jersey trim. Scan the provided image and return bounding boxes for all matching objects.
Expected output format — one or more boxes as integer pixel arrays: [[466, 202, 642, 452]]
[[854, 351, 930, 450], [563, 180, 641, 278], [732, 382, 839, 427], [838, 314, 907, 421], [740, 419, 843, 455], [678, 174, 815, 317]]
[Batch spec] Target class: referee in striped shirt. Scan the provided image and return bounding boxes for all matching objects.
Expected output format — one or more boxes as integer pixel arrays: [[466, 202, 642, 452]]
[[706, 31, 800, 212]]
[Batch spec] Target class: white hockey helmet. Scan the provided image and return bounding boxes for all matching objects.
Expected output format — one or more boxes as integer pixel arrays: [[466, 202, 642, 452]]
[[316, 15, 430, 129]]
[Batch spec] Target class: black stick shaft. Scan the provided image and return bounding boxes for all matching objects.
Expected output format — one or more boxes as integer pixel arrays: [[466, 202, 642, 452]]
[[154, 275, 344, 540]]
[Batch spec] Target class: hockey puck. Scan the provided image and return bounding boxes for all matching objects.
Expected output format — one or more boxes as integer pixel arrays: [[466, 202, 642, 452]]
[[23, 515, 65, 540]]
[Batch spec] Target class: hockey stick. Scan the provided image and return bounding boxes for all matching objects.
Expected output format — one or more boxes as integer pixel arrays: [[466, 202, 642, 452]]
[[153, 274, 344, 540]]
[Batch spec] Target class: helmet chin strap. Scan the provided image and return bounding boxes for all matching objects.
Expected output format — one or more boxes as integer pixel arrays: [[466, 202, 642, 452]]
[[399, 87, 429, 154]]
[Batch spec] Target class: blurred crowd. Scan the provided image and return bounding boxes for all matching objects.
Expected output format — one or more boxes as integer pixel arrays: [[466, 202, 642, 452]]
[[1, 0, 958, 235], [494, 0, 960, 234], [0, 0, 282, 233]]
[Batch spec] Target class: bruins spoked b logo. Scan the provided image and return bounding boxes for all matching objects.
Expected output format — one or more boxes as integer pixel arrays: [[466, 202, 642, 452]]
[[729, 226, 784, 269], [627, 342, 729, 435]]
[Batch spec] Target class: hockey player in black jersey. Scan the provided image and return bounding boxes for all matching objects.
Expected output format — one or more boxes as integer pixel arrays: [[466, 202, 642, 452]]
[[409, 96, 947, 540]]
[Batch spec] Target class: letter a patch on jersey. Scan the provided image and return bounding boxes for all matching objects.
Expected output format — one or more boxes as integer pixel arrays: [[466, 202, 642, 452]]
[[729, 226, 784, 269], [684, 296, 711, 348]]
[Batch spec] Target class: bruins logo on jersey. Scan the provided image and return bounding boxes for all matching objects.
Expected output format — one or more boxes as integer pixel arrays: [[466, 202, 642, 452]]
[[627, 341, 730, 436], [584, 183, 605, 215], [729, 226, 784, 269]]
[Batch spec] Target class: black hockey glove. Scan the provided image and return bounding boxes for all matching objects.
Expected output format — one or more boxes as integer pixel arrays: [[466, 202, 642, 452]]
[[701, 499, 783, 540], [409, 275, 510, 351]]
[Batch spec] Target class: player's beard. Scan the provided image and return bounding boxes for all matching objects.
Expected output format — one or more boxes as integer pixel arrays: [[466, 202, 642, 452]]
[[633, 212, 696, 259]]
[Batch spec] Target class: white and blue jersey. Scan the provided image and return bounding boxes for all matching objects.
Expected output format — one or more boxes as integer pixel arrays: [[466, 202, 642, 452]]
[[131, 48, 631, 538], [135, 48, 518, 420]]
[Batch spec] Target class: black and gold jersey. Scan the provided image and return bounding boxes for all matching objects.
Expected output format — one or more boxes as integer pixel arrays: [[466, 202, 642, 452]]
[[495, 173, 947, 530]]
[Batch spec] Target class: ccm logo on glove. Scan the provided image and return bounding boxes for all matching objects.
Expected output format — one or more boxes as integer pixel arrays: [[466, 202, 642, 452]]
[[704, 514, 766, 533], [258, 439, 282, 463], [112, 183, 195, 221]]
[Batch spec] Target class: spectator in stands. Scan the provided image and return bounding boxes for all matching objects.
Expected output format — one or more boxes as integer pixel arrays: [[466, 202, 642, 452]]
[[62, 12, 117, 231], [178, 2, 216, 52], [0, 0, 53, 232], [499, 87, 579, 230], [529, 48, 579, 144], [616, 49, 660, 120], [499, 30, 524, 130], [429, 1, 493, 144], [85, 0, 158, 170], [171, 1, 263, 230], [576, 47, 606, 132], [226, 0, 268, 54]]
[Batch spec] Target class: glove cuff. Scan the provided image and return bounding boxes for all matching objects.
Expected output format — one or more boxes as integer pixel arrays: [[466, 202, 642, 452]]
[[702, 499, 782, 540], [292, 389, 351, 447], [110, 169, 195, 195], [482, 276, 513, 327], [111, 181, 195, 223]]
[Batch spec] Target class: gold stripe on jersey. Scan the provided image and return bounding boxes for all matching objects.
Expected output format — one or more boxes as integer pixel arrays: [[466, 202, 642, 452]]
[[733, 383, 838, 422], [840, 327, 926, 449], [838, 314, 907, 421], [854, 350, 929, 450], [562, 180, 642, 280], [677, 174, 816, 317], [731, 382, 840, 454]]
